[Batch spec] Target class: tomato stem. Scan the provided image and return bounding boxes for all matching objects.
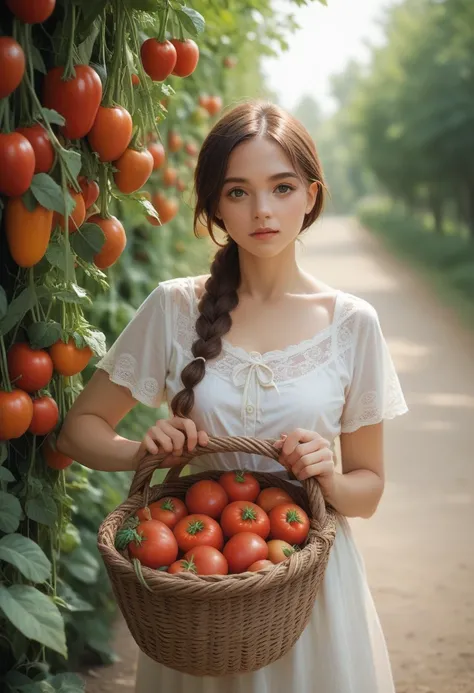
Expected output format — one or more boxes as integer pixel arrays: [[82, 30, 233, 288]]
[[64, 4, 77, 80], [98, 164, 111, 218], [158, 1, 171, 43], [0, 336, 12, 392]]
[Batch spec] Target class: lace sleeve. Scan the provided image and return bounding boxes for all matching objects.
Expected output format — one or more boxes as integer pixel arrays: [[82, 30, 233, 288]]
[[340, 300, 408, 434], [95, 283, 171, 407]]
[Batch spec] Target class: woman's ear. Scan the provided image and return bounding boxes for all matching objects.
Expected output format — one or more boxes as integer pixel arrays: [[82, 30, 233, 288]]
[[306, 181, 320, 214]]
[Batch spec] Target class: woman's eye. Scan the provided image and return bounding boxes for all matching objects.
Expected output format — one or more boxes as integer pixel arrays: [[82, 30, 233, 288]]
[[275, 184, 294, 194], [228, 188, 246, 198]]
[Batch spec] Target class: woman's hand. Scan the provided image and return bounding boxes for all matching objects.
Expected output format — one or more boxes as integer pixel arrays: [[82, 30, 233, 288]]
[[273, 428, 336, 495], [133, 416, 209, 468]]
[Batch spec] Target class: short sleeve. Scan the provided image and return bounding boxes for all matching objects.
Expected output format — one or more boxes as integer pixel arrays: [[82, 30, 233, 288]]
[[95, 283, 171, 407], [340, 300, 408, 434]]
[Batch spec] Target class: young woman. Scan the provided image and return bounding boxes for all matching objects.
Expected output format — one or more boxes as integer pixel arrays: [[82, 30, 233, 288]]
[[58, 101, 408, 693]]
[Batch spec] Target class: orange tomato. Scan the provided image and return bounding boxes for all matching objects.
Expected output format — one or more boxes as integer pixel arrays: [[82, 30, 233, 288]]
[[5, 197, 53, 267], [88, 105, 133, 162], [43, 437, 73, 470], [113, 148, 154, 194], [0, 389, 33, 440], [206, 96, 223, 116], [162, 166, 177, 187], [54, 190, 86, 233], [49, 339, 93, 376], [148, 142, 165, 170], [167, 130, 183, 153], [151, 193, 178, 225], [88, 214, 127, 269]]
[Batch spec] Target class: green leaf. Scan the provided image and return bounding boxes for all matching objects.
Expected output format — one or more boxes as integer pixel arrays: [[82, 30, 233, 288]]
[[27, 321, 62, 349], [50, 672, 85, 692], [30, 174, 75, 216], [70, 223, 105, 262], [59, 149, 82, 185], [0, 466, 15, 482], [83, 329, 106, 357], [0, 584, 67, 657], [0, 442, 7, 465], [0, 491, 22, 533], [55, 290, 91, 305], [25, 496, 58, 527], [0, 534, 52, 583], [45, 244, 75, 276], [0, 286, 7, 321], [30, 44, 47, 74], [41, 108, 66, 127], [175, 6, 205, 35], [65, 546, 100, 584], [0, 286, 36, 337], [22, 188, 38, 212], [56, 581, 93, 613]]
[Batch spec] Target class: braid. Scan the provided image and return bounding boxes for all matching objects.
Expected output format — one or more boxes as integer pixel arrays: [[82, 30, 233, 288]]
[[170, 238, 240, 418]]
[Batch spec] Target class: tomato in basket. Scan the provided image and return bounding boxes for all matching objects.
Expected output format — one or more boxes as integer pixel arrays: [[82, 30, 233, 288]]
[[256, 486, 294, 513], [223, 531, 268, 573], [185, 479, 228, 519], [220, 500, 270, 539], [218, 470, 260, 502], [247, 559, 274, 572], [268, 503, 310, 545], [168, 545, 228, 575], [127, 519, 178, 569], [135, 496, 187, 528], [267, 539, 297, 563], [174, 513, 224, 553]]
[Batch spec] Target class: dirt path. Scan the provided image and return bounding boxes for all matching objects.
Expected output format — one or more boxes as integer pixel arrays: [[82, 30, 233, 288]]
[[82, 216, 474, 692]]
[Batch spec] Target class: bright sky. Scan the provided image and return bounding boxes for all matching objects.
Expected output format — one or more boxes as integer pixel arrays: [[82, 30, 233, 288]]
[[262, 0, 392, 114]]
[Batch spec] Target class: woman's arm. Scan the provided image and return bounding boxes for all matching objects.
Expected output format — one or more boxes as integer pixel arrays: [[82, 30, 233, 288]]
[[56, 369, 142, 472], [325, 422, 385, 519]]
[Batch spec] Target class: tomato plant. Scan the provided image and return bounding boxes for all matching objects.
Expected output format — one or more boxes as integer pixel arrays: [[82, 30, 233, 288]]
[[42, 64, 103, 140], [170, 39, 200, 77], [7, 343, 54, 392], [268, 503, 310, 545], [135, 496, 187, 528], [87, 105, 133, 162], [185, 479, 228, 519], [6, 0, 56, 24], [0, 389, 34, 440], [267, 539, 296, 564], [114, 148, 154, 194], [220, 500, 270, 539], [127, 519, 178, 569], [88, 215, 127, 269], [49, 339, 93, 376], [0, 132, 35, 196], [16, 124, 54, 174], [28, 396, 59, 436], [5, 198, 53, 267], [140, 39, 177, 81], [256, 486, 293, 513], [173, 514, 224, 553], [219, 470, 260, 502], [223, 532, 268, 574], [0, 36, 25, 99]]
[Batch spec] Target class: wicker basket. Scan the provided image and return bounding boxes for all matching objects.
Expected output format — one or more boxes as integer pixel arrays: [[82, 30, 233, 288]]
[[97, 435, 338, 676]]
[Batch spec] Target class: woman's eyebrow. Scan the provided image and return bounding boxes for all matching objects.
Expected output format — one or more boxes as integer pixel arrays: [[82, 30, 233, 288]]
[[223, 171, 299, 184]]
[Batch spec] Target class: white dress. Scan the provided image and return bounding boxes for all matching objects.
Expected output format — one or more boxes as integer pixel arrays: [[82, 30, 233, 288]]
[[97, 276, 408, 693]]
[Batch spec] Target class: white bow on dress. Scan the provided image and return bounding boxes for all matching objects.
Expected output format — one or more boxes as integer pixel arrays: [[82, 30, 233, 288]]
[[231, 353, 280, 425]]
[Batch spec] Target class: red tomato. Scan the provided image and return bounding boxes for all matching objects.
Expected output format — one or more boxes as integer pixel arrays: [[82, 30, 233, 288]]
[[175, 179, 186, 193], [0, 389, 33, 440], [88, 214, 127, 269], [223, 56, 238, 69], [49, 339, 93, 377], [43, 65, 102, 140], [6, 0, 56, 24], [248, 559, 274, 572], [162, 167, 177, 187], [182, 546, 228, 575], [136, 496, 187, 529], [256, 487, 293, 514], [113, 148, 154, 194], [198, 95, 210, 109], [150, 193, 178, 225], [28, 396, 59, 436], [185, 480, 228, 520], [184, 141, 198, 157], [16, 124, 54, 174], [173, 514, 224, 553], [220, 501, 270, 539], [131, 73, 140, 86], [0, 37, 25, 99], [43, 438, 73, 470], [167, 130, 182, 153], [218, 470, 260, 502], [79, 177, 100, 209], [267, 539, 296, 564], [170, 39, 199, 78], [223, 532, 268, 574], [0, 132, 35, 197], [54, 190, 86, 233], [128, 520, 178, 569], [7, 343, 53, 393], [268, 503, 310, 545], [88, 105, 133, 162], [141, 39, 177, 81], [206, 96, 223, 116], [148, 142, 165, 170]]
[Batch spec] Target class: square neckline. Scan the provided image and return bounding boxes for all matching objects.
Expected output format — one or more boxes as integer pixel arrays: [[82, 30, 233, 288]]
[[187, 276, 343, 361]]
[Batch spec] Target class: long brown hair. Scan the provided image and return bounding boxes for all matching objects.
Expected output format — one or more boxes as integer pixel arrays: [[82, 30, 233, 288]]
[[170, 100, 326, 418]]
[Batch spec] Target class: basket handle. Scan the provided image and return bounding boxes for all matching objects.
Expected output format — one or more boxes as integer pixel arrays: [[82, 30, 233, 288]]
[[128, 435, 328, 526]]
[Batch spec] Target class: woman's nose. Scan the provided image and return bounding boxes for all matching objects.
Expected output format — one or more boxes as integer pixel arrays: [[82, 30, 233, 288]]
[[253, 193, 272, 220]]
